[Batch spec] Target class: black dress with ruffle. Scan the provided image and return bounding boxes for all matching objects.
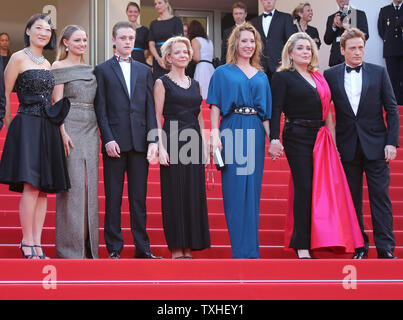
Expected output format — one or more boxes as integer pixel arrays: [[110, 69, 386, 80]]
[[0, 69, 70, 193]]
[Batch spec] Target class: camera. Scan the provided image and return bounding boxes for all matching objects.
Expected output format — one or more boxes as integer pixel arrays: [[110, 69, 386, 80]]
[[340, 4, 352, 24]]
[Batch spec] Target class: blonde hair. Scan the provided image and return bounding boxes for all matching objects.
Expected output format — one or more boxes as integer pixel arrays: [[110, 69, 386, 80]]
[[226, 22, 263, 71], [56, 25, 86, 63], [278, 32, 319, 72], [340, 27, 366, 49], [161, 36, 193, 69]]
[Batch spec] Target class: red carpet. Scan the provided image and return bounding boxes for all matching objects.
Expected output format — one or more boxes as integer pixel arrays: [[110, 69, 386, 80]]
[[0, 94, 402, 299]]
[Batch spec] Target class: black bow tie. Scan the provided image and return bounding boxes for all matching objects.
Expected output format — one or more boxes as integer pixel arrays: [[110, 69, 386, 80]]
[[346, 65, 362, 73], [263, 12, 273, 18]]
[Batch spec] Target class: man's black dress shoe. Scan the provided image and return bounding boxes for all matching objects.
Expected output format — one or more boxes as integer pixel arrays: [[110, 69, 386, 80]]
[[135, 252, 163, 259], [352, 248, 368, 259], [109, 251, 120, 259], [377, 250, 397, 259]]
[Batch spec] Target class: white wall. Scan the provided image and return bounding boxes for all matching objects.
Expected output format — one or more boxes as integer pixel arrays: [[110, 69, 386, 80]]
[[260, 0, 391, 71]]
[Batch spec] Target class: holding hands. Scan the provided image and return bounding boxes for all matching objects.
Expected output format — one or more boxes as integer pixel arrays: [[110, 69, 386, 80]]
[[268, 139, 284, 161]]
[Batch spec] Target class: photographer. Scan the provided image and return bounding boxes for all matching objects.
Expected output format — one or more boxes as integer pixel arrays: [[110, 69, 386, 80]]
[[324, 0, 369, 66]]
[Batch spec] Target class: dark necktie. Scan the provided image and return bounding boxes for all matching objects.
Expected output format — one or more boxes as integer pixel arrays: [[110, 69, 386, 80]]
[[263, 12, 273, 18], [116, 55, 131, 63], [346, 65, 362, 73]]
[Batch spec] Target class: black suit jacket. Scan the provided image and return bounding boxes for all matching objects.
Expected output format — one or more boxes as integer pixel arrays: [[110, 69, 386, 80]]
[[324, 62, 399, 162], [324, 9, 369, 66], [251, 11, 295, 74], [378, 4, 403, 57], [221, 25, 235, 64], [0, 58, 5, 131], [94, 57, 157, 154]]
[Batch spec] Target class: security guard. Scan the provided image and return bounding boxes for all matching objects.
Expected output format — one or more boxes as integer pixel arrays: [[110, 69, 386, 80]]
[[378, 0, 403, 104]]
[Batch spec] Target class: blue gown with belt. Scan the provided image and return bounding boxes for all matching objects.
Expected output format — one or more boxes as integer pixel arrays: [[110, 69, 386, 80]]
[[206, 64, 272, 258]]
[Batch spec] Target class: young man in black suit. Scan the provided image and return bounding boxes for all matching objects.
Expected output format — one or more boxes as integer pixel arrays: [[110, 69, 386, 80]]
[[94, 22, 159, 259], [251, 0, 295, 80], [378, 0, 403, 105], [324, 0, 369, 67], [221, 2, 248, 64], [324, 28, 400, 259], [0, 58, 5, 131]]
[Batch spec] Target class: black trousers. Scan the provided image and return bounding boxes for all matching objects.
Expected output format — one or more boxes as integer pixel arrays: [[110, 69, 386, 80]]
[[103, 149, 150, 256], [283, 124, 319, 249], [385, 56, 403, 105], [342, 141, 395, 252]]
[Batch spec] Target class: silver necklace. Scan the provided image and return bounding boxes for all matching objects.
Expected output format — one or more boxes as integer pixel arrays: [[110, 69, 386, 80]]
[[23, 48, 45, 65]]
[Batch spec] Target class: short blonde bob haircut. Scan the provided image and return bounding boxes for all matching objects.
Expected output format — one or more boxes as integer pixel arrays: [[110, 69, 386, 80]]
[[161, 36, 193, 69], [226, 22, 263, 71], [278, 32, 319, 73]]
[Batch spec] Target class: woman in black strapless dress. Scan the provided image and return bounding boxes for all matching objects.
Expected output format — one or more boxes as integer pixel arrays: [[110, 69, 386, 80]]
[[0, 14, 70, 259]]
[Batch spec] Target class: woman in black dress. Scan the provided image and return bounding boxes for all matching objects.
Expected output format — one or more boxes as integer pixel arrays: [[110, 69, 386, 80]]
[[292, 3, 321, 49], [154, 36, 210, 259], [149, 0, 183, 81], [126, 2, 150, 65], [0, 14, 70, 259]]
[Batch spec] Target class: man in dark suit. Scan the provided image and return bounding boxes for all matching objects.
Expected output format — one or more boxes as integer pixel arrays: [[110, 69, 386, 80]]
[[378, 0, 403, 105], [0, 58, 5, 131], [251, 0, 295, 80], [221, 2, 248, 64], [324, 28, 400, 259], [94, 21, 159, 259], [324, 0, 369, 67]]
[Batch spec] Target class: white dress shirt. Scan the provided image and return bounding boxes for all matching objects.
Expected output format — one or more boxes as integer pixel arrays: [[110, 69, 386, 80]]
[[344, 64, 362, 116], [119, 59, 131, 98], [262, 9, 276, 37]]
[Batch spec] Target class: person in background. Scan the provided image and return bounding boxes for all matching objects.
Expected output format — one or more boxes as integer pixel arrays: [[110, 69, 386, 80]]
[[0, 33, 12, 70], [0, 14, 70, 259], [292, 2, 321, 49], [154, 36, 210, 259], [251, 0, 295, 81], [149, 0, 183, 81], [126, 2, 150, 66], [183, 22, 189, 38], [324, 28, 399, 259], [207, 23, 272, 259], [378, 0, 403, 105], [324, 0, 368, 67], [189, 20, 215, 100], [0, 58, 5, 130], [269, 32, 363, 259], [221, 2, 248, 64], [52, 25, 99, 259]]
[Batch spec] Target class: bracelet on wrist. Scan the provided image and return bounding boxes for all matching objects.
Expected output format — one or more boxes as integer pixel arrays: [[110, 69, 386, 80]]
[[270, 139, 281, 145]]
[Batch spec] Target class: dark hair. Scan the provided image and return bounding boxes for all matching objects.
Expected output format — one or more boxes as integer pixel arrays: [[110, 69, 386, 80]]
[[232, 1, 247, 12], [188, 20, 207, 41], [126, 2, 140, 12], [112, 21, 136, 38], [0, 32, 12, 57], [24, 14, 57, 50]]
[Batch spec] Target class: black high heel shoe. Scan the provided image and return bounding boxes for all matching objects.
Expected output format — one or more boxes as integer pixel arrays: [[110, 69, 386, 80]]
[[34, 245, 49, 259], [19, 242, 37, 259]]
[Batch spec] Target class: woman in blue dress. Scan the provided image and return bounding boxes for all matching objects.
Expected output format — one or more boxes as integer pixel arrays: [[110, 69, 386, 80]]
[[207, 23, 272, 259]]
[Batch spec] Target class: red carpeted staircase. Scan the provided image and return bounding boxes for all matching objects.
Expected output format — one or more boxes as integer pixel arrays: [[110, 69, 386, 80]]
[[0, 93, 402, 300]]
